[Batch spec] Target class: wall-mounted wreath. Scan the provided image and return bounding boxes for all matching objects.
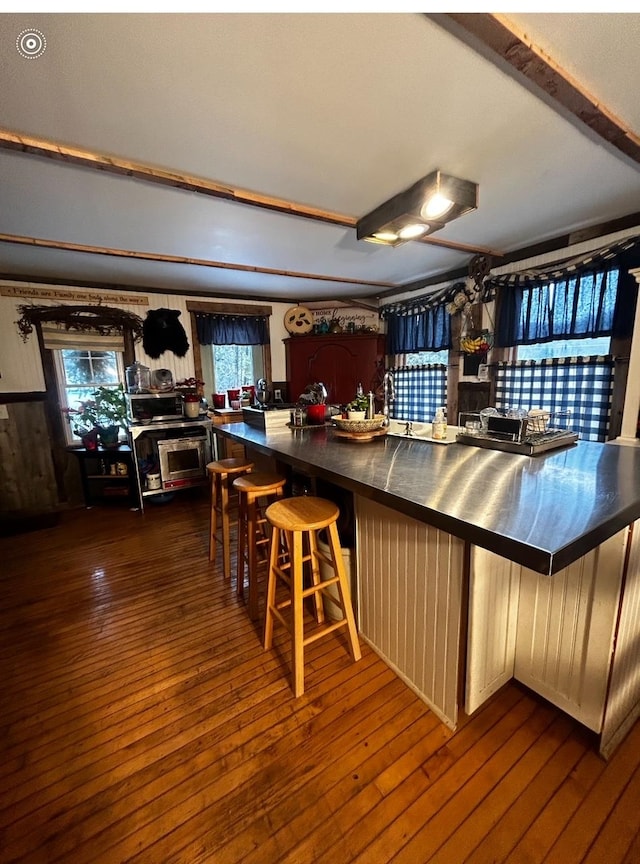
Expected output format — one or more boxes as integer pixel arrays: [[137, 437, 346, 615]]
[[16, 304, 144, 343]]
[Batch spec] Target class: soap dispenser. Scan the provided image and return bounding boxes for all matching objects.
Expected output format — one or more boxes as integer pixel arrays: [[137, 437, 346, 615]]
[[432, 407, 446, 440]]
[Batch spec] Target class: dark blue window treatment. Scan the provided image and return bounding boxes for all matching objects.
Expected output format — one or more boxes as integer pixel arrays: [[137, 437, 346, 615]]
[[494, 240, 639, 348], [494, 357, 615, 442], [497, 270, 619, 347], [391, 365, 448, 423], [195, 312, 268, 346], [386, 305, 451, 355]]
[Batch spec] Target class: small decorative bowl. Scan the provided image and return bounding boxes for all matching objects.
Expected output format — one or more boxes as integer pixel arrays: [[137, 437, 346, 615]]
[[332, 415, 385, 433]]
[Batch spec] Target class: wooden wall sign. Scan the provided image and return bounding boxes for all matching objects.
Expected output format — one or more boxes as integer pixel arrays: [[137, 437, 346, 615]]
[[1, 284, 149, 305]]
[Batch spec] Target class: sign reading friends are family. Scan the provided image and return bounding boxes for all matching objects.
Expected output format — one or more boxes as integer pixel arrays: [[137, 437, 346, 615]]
[[0, 284, 149, 305]]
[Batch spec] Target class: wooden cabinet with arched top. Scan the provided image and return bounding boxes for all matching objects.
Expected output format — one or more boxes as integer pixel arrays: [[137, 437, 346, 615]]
[[285, 333, 385, 405]]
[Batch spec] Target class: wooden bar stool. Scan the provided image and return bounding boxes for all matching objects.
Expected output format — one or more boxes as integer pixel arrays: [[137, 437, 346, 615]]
[[207, 457, 254, 579], [263, 496, 361, 697], [233, 472, 287, 620]]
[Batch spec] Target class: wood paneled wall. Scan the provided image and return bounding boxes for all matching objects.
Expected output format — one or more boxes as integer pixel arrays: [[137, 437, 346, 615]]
[[0, 397, 59, 525]]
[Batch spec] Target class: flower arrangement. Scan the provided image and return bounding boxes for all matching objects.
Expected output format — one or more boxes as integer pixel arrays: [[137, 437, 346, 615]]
[[460, 331, 493, 355], [63, 384, 127, 435], [175, 377, 205, 391]]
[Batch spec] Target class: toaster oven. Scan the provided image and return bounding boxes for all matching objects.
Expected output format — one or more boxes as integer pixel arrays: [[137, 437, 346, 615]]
[[157, 434, 209, 488]]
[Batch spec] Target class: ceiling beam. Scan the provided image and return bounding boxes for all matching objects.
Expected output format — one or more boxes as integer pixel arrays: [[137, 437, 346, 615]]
[[0, 232, 397, 290], [0, 128, 500, 258], [428, 13, 640, 168]]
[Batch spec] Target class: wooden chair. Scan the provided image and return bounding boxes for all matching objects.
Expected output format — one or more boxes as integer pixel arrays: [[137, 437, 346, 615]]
[[207, 457, 254, 579], [233, 471, 287, 620], [263, 496, 361, 696]]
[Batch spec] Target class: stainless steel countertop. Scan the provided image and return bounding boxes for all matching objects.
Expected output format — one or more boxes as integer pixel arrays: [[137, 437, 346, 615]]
[[215, 423, 640, 575]]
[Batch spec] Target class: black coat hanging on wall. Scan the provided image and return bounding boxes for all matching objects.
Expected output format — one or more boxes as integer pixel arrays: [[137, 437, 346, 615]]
[[142, 308, 190, 359]]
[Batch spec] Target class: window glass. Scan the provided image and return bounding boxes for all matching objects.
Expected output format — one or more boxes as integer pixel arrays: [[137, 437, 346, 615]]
[[212, 344, 263, 393], [517, 336, 610, 361], [55, 349, 124, 443], [404, 349, 449, 366]]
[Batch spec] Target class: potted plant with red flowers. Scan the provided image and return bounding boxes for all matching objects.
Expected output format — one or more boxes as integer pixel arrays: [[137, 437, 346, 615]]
[[176, 377, 205, 418], [63, 384, 127, 448]]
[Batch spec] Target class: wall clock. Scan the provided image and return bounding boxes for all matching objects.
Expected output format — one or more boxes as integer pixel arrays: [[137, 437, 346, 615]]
[[284, 305, 314, 335]]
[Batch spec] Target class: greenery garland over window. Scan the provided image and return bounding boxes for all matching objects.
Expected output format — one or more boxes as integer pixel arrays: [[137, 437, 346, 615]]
[[16, 304, 144, 343]]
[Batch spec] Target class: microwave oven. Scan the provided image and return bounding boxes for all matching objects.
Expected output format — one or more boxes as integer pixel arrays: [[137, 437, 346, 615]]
[[126, 392, 184, 424]]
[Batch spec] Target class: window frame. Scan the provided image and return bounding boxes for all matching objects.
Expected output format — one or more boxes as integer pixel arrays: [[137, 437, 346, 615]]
[[53, 348, 125, 445], [187, 300, 273, 405]]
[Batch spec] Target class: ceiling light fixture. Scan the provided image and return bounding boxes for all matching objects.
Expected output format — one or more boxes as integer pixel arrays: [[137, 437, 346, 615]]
[[356, 170, 478, 247]]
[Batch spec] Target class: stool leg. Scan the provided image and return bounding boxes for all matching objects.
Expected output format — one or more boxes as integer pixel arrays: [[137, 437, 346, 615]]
[[209, 474, 219, 563], [263, 525, 279, 650], [236, 493, 246, 597], [326, 521, 361, 662], [247, 494, 260, 620], [220, 476, 232, 580], [307, 529, 325, 625], [291, 529, 305, 697]]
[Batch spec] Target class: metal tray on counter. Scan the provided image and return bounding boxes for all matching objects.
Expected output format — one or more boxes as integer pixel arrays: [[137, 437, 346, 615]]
[[455, 428, 579, 455]]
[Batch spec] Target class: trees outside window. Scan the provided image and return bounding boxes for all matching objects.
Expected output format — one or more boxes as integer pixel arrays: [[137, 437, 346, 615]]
[[212, 344, 263, 393], [55, 349, 124, 443]]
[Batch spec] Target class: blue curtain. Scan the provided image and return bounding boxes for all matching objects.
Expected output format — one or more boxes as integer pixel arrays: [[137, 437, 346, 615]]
[[195, 313, 268, 346], [497, 270, 620, 346], [386, 306, 451, 355], [391, 365, 448, 423], [494, 357, 614, 442], [495, 241, 640, 347]]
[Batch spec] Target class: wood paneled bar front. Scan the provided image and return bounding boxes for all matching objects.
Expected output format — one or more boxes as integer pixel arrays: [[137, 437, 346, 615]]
[[214, 420, 640, 758]]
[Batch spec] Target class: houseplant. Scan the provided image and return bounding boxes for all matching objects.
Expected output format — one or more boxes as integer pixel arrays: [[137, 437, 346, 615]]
[[64, 384, 127, 448], [346, 390, 369, 420]]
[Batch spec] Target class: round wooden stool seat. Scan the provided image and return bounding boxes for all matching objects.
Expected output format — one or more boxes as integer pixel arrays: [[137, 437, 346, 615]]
[[207, 457, 254, 477], [263, 495, 361, 697], [264, 496, 339, 533], [233, 472, 287, 620], [207, 458, 254, 578]]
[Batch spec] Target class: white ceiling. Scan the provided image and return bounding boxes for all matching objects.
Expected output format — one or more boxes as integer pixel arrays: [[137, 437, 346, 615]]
[[0, 12, 639, 304]]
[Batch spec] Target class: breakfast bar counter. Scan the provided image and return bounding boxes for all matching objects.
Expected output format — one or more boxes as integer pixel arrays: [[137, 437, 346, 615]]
[[215, 422, 640, 575], [215, 422, 640, 757]]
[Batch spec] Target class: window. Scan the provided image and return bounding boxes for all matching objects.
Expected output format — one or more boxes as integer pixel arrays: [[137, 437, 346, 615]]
[[494, 357, 614, 441], [492, 255, 629, 441], [391, 365, 448, 423], [382, 315, 450, 422], [405, 349, 449, 366], [191, 306, 271, 403], [211, 344, 264, 394], [55, 348, 124, 443], [517, 336, 610, 362]]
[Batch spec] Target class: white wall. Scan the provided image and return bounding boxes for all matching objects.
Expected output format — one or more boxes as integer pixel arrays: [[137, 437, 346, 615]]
[[0, 280, 290, 393]]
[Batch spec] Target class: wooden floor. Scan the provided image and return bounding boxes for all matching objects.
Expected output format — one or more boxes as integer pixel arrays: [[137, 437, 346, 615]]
[[2, 493, 640, 864]]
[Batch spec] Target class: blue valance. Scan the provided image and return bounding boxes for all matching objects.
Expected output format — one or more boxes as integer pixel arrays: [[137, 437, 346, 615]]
[[385, 305, 451, 355], [195, 312, 268, 346], [494, 237, 640, 347]]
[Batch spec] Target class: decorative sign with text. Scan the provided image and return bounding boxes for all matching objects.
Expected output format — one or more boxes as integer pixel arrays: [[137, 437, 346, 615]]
[[0, 284, 149, 305], [310, 306, 379, 331]]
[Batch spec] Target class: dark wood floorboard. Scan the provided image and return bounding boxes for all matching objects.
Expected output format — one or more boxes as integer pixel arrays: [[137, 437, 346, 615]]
[[1, 493, 639, 864]]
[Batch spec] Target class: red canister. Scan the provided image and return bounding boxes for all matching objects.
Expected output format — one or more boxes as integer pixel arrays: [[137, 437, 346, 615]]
[[306, 404, 326, 425]]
